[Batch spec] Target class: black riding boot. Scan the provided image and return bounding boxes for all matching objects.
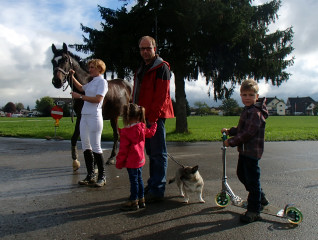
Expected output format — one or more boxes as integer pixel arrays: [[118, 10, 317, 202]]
[[93, 152, 106, 187], [78, 150, 96, 185]]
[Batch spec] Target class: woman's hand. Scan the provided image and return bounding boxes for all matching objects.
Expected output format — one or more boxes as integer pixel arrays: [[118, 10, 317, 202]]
[[71, 92, 82, 99]]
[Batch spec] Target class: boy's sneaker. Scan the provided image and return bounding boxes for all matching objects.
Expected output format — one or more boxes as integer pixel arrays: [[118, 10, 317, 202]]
[[240, 211, 262, 223], [120, 200, 139, 211]]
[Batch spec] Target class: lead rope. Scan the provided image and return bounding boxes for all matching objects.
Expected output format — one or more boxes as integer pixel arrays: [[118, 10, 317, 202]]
[[69, 56, 74, 123], [167, 153, 185, 168]]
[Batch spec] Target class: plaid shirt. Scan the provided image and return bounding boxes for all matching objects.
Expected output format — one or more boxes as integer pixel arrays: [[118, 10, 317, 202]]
[[228, 99, 268, 160]]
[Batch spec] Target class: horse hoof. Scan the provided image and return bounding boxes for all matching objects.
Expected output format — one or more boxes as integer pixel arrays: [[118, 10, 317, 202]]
[[106, 159, 115, 165], [73, 160, 80, 171]]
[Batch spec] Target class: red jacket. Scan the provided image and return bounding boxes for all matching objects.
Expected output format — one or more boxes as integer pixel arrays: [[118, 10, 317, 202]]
[[132, 56, 174, 123], [116, 122, 157, 169]]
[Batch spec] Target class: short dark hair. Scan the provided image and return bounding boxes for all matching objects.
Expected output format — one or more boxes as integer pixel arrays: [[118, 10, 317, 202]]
[[138, 36, 156, 48]]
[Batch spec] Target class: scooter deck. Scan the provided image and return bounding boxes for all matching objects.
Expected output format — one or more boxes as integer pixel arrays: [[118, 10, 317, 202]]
[[236, 200, 285, 218]]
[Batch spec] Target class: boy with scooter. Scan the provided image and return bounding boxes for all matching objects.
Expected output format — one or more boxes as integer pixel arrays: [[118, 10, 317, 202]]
[[221, 79, 269, 223]]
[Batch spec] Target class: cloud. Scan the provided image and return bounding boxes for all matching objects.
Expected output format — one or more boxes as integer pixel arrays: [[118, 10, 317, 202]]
[[0, 0, 119, 109]]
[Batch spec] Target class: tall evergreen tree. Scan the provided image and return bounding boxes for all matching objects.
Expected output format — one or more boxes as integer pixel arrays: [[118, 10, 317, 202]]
[[71, 0, 293, 133]]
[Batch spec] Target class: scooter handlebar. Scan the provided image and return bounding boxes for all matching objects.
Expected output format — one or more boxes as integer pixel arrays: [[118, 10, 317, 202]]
[[222, 132, 228, 142]]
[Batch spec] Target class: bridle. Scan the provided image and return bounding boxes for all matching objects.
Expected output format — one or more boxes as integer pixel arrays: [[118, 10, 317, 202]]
[[52, 53, 74, 92], [52, 52, 75, 122]]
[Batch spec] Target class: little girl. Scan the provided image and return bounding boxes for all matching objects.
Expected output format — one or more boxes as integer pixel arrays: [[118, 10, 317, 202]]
[[116, 103, 157, 211]]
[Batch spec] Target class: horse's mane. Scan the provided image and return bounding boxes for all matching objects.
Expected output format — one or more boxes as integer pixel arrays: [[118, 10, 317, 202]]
[[67, 51, 89, 73]]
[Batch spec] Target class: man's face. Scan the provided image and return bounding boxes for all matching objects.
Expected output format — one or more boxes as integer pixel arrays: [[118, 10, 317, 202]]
[[240, 90, 259, 107], [139, 38, 156, 64]]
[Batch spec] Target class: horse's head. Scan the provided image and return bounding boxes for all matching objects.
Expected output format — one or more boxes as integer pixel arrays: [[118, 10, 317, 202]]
[[51, 43, 73, 89]]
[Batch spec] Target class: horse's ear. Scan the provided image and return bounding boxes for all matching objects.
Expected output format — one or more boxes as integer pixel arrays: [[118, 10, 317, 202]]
[[63, 43, 68, 53], [52, 44, 57, 54]]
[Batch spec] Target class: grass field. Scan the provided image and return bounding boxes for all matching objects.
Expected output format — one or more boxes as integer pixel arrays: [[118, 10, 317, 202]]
[[0, 115, 318, 141]]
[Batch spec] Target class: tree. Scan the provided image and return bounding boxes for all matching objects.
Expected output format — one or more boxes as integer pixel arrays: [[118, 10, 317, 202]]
[[194, 101, 211, 115], [35, 96, 55, 117], [314, 104, 318, 116], [221, 98, 241, 116], [71, 0, 293, 133], [172, 98, 191, 117], [3, 102, 16, 113], [15, 103, 24, 112]]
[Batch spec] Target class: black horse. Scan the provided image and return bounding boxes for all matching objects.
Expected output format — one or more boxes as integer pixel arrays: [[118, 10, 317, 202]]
[[51, 43, 132, 170]]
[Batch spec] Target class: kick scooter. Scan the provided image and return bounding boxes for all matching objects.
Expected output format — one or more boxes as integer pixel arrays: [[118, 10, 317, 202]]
[[214, 133, 303, 224]]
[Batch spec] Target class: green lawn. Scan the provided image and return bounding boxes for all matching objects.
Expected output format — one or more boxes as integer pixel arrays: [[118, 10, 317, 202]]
[[0, 115, 318, 141]]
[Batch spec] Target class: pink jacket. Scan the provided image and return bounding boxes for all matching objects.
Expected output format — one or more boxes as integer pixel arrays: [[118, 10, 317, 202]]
[[116, 122, 157, 169]]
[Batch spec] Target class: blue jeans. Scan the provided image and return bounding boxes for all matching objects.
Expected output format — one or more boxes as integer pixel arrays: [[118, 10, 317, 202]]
[[145, 118, 168, 197], [237, 154, 265, 213], [127, 168, 144, 201]]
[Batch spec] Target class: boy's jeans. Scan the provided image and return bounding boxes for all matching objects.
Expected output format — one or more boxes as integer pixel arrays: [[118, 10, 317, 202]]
[[127, 167, 144, 201], [145, 118, 168, 198], [237, 154, 266, 213]]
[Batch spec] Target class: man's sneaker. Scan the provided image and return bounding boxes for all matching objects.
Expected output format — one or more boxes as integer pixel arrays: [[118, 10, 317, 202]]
[[95, 178, 106, 187], [120, 200, 139, 211], [78, 176, 96, 185], [240, 211, 262, 223], [138, 197, 146, 208], [145, 193, 164, 203], [261, 197, 269, 207]]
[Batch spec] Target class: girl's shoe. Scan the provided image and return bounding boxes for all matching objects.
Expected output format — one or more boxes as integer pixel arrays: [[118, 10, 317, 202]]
[[139, 198, 146, 208], [120, 200, 139, 211]]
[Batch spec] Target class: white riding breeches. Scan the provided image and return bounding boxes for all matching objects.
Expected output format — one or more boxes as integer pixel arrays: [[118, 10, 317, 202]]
[[80, 114, 103, 154]]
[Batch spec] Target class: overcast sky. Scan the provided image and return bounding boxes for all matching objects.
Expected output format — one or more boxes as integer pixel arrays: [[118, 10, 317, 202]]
[[1, 0, 318, 109]]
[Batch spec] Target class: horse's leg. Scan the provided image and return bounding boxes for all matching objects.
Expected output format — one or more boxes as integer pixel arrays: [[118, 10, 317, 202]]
[[106, 117, 119, 165], [71, 116, 81, 171]]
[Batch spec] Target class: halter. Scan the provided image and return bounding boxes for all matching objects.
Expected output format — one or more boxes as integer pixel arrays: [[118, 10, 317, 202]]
[[53, 54, 73, 91], [53, 53, 75, 122]]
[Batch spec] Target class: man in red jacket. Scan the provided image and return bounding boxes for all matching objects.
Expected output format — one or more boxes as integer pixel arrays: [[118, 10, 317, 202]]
[[132, 36, 174, 203]]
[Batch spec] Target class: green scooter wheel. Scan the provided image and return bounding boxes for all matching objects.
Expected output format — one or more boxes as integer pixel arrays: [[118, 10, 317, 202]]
[[215, 192, 231, 207], [286, 206, 303, 224]]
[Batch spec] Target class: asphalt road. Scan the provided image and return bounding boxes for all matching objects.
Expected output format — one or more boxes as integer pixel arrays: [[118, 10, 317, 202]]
[[0, 137, 317, 240]]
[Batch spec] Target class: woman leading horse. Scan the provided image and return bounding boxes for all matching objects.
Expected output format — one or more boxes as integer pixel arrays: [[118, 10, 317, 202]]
[[51, 43, 132, 171]]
